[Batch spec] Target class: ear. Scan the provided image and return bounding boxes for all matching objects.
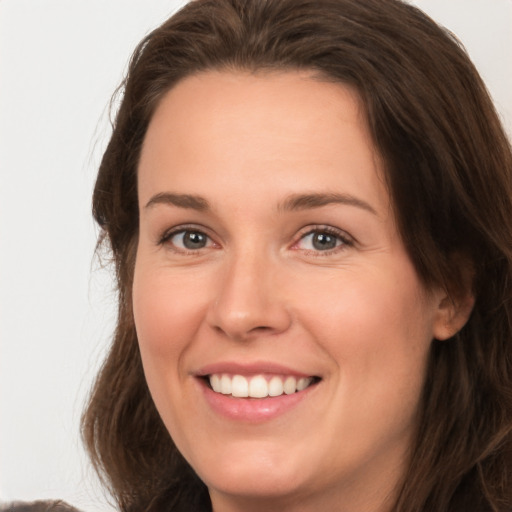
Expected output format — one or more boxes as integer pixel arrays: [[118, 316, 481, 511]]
[[432, 292, 475, 340], [432, 262, 475, 341]]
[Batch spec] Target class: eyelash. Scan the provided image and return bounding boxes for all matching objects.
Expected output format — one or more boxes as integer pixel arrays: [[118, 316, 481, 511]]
[[292, 225, 354, 256], [158, 225, 215, 254], [158, 225, 354, 256]]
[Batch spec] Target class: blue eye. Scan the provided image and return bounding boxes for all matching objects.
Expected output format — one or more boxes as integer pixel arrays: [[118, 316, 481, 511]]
[[296, 228, 350, 253], [162, 229, 212, 251]]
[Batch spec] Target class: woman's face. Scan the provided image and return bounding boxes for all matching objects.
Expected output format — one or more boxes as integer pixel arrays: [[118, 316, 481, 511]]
[[134, 71, 448, 511]]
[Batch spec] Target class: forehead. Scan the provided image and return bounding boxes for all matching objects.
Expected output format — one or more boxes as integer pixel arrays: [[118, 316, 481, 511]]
[[138, 70, 389, 216], [143, 70, 370, 154]]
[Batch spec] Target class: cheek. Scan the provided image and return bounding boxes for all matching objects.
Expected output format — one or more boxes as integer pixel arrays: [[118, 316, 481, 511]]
[[292, 260, 435, 404], [132, 263, 210, 361], [132, 260, 211, 433], [131, 262, 213, 439], [297, 263, 433, 343]]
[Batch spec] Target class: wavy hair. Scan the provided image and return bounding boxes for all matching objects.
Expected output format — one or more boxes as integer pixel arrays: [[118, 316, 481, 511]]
[[82, 1, 512, 510]]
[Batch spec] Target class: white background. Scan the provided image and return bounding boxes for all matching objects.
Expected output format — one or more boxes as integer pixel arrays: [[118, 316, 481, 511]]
[[0, 1, 511, 510]]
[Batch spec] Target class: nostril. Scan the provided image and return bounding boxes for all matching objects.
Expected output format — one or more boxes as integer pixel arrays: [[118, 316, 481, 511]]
[[252, 325, 273, 332]]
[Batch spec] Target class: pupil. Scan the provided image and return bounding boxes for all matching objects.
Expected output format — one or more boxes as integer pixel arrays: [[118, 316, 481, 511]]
[[184, 231, 206, 249], [313, 232, 337, 250]]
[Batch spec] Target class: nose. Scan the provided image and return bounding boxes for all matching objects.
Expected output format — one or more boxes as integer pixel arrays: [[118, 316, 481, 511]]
[[206, 250, 292, 341]]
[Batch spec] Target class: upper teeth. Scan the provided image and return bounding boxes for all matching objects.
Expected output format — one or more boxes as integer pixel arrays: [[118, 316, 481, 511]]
[[209, 374, 313, 398]]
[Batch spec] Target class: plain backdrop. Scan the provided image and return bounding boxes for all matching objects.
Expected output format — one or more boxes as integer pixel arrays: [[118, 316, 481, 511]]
[[0, 1, 511, 510]]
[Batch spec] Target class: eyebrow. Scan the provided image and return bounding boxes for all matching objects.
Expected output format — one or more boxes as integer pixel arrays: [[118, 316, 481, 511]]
[[145, 192, 210, 211], [278, 192, 377, 215], [144, 191, 377, 215]]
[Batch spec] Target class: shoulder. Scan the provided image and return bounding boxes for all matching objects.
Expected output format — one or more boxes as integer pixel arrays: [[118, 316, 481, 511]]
[[0, 501, 83, 512]]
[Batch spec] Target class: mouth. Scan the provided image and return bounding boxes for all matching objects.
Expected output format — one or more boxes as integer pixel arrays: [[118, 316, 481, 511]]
[[196, 365, 322, 421], [204, 373, 321, 399]]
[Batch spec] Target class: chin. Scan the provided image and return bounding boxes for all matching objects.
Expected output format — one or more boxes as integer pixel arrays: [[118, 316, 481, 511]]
[[189, 440, 311, 498]]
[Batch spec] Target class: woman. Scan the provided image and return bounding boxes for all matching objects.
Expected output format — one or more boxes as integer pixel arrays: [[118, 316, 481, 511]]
[[82, 0, 512, 511]]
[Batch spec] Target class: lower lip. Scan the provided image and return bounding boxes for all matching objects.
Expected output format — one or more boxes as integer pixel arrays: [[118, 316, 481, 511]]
[[198, 379, 317, 422]]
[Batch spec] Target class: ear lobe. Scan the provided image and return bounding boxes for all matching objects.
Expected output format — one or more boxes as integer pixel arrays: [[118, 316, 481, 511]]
[[432, 288, 475, 341]]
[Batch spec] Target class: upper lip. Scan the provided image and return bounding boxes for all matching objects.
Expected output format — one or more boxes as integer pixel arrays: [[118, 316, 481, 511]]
[[194, 361, 317, 378]]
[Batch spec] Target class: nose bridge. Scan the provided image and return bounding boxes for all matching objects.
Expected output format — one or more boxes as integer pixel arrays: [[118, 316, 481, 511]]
[[207, 242, 290, 340]]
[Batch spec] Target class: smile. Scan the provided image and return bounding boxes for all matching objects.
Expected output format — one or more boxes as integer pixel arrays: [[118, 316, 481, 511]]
[[196, 366, 322, 421], [208, 374, 316, 398]]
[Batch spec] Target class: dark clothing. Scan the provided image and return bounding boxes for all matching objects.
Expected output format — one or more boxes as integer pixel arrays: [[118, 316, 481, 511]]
[[0, 501, 82, 512]]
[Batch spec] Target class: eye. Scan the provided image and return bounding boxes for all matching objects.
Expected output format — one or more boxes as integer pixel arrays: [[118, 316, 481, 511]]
[[294, 227, 352, 254], [160, 228, 215, 252]]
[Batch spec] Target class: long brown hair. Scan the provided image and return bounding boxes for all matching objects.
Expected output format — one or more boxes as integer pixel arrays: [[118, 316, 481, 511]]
[[82, 1, 512, 510]]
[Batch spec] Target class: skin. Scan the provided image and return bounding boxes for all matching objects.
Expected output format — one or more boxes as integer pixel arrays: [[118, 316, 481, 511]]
[[133, 71, 459, 512]]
